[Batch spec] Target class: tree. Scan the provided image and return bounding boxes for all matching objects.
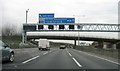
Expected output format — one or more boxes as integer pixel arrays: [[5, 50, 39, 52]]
[[2, 24, 19, 36]]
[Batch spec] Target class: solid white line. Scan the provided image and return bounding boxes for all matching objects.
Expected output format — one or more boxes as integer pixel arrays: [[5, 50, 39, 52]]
[[22, 56, 39, 64], [79, 50, 120, 65], [43, 52, 48, 55], [72, 58, 82, 67], [69, 53, 72, 57]]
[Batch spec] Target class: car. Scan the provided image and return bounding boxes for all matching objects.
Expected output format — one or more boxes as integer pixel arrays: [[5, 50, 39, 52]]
[[0, 40, 14, 62], [59, 45, 66, 49]]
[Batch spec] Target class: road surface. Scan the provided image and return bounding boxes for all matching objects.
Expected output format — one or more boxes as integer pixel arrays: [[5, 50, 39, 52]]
[[2, 48, 119, 71]]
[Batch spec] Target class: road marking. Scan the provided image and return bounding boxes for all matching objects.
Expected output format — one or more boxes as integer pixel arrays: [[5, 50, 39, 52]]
[[66, 49, 69, 53], [68, 53, 72, 57], [67, 49, 82, 67], [22, 56, 39, 64], [78, 50, 120, 65], [43, 52, 48, 55], [67, 51, 69, 54], [66, 49, 72, 57], [66, 49, 68, 53], [72, 58, 82, 67]]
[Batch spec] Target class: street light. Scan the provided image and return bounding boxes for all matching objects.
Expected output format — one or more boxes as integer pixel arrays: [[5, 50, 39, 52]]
[[73, 15, 80, 46], [23, 9, 29, 43], [26, 9, 29, 24], [73, 15, 85, 46]]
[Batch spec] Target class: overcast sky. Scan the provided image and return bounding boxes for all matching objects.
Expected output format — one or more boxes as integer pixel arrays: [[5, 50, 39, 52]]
[[1, 0, 120, 43], [2, 0, 119, 25]]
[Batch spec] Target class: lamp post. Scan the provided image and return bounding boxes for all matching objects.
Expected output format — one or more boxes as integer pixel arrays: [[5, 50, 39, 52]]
[[26, 9, 29, 24], [77, 25, 81, 46], [73, 15, 80, 46], [73, 15, 85, 46], [23, 9, 29, 43]]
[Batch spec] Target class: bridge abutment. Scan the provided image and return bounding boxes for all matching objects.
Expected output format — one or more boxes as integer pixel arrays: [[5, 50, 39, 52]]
[[93, 41, 117, 49], [103, 42, 117, 49]]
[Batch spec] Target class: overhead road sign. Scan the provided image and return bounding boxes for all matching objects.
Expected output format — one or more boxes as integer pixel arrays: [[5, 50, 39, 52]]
[[48, 25, 54, 29], [69, 25, 75, 29], [23, 24, 36, 31], [39, 18, 75, 23], [39, 13, 54, 18], [59, 25, 65, 29], [38, 25, 44, 29]]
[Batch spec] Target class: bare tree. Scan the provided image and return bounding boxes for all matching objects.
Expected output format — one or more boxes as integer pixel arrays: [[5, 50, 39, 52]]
[[2, 24, 19, 36]]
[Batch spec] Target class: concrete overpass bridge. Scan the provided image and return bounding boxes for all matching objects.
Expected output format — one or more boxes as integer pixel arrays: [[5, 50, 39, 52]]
[[27, 32, 119, 49], [23, 23, 120, 49], [27, 32, 119, 42]]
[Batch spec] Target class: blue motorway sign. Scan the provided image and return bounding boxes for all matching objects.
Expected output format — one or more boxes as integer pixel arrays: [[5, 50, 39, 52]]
[[39, 13, 54, 18], [39, 18, 75, 23]]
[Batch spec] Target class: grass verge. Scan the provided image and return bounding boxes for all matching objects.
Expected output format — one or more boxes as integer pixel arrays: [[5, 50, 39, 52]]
[[75, 46, 119, 60], [2, 36, 37, 48]]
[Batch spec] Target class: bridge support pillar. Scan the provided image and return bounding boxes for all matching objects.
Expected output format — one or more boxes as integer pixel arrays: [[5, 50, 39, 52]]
[[22, 31, 27, 43], [103, 42, 107, 49], [74, 40, 76, 49], [116, 42, 120, 49], [109, 42, 116, 49], [111, 44, 116, 49], [98, 41, 103, 48]]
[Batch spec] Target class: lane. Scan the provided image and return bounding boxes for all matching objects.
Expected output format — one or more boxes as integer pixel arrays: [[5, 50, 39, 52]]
[[66, 49, 82, 67], [2, 47, 119, 70], [67, 48, 119, 69], [16, 48, 80, 69], [2, 48, 55, 68]]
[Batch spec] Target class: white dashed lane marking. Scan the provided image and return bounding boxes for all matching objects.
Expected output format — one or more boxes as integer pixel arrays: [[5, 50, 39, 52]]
[[43, 52, 48, 55], [72, 57, 82, 67], [68, 53, 72, 56], [22, 56, 39, 64], [66, 49, 82, 68]]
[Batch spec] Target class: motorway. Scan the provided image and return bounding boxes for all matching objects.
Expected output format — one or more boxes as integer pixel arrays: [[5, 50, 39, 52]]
[[2, 47, 119, 70]]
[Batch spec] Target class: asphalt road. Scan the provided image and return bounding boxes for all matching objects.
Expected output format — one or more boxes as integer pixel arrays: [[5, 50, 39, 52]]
[[2, 47, 119, 70]]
